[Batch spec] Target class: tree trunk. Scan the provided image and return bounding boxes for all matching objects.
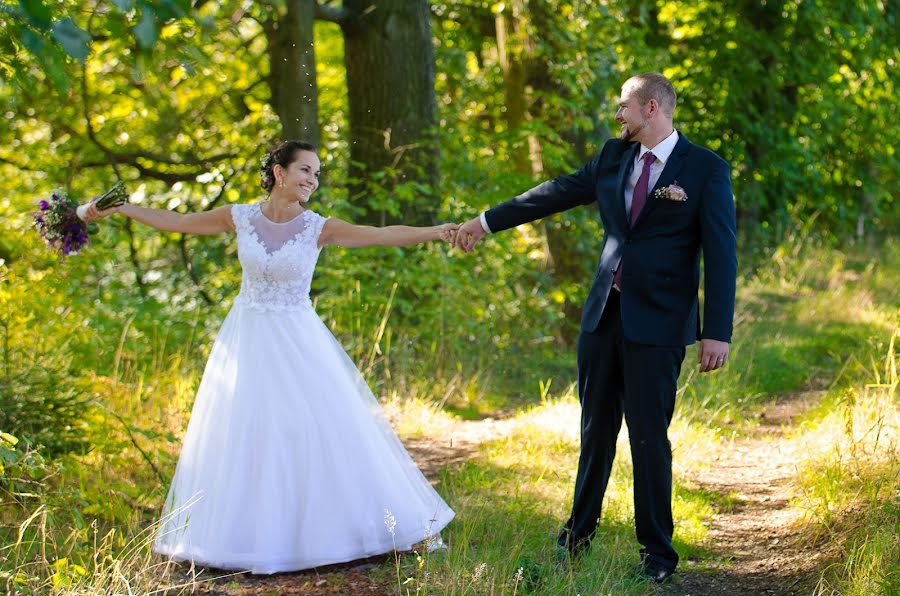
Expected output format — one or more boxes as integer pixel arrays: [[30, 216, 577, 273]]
[[343, 0, 438, 225], [265, 0, 321, 146], [495, 3, 532, 174]]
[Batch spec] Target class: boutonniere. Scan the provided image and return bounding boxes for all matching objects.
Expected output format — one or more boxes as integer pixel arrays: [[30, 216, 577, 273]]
[[653, 182, 688, 202]]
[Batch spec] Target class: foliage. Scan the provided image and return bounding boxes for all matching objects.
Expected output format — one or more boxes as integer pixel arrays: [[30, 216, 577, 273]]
[[795, 330, 899, 595], [1, 0, 200, 94], [0, 261, 95, 456], [1, 0, 898, 592]]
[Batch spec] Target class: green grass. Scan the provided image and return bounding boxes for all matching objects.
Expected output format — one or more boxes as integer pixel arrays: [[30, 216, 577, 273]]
[[383, 238, 900, 593], [678, 238, 899, 425], [2, 238, 898, 594], [377, 392, 725, 594], [790, 331, 899, 596]]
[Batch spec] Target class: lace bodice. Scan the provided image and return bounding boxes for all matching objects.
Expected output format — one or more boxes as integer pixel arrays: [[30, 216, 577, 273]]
[[231, 203, 328, 312]]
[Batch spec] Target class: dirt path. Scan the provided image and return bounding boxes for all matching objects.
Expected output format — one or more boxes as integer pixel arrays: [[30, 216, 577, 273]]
[[670, 391, 827, 595], [171, 393, 829, 595], [402, 416, 518, 479]]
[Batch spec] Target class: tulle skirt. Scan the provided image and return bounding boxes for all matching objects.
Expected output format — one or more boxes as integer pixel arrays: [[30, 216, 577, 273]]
[[153, 304, 454, 574]]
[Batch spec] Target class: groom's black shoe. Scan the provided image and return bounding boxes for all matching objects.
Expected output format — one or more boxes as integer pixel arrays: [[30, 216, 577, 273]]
[[554, 540, 588, 569], [636, 559, 675, 584], [553, 544, 571, 568]]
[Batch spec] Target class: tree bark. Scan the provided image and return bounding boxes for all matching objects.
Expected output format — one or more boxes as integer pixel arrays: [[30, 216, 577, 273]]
[[265, 0, 321, 146], [342, 0, 438, 225], [496, 3, 532, 174]]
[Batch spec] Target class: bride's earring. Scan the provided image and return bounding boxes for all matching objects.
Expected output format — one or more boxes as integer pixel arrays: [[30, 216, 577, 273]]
[[279, 179, 285, 189]]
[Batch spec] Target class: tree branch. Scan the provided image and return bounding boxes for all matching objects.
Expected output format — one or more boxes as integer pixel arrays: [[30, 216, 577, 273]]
[[178, 235, 214, 306], [0, 155, 41, 171], [79, 62, 236, 181], [122, 217, 147, 299], [108, 409, 166, 485], [175, 176, 233, 306]]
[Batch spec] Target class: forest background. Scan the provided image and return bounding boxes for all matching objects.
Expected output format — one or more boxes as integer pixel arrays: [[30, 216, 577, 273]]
[[1, 1, 897, 594]]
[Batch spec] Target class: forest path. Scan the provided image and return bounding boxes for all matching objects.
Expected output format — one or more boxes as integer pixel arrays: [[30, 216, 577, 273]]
[[668, 390, 826, 596], [172, 393, 828, 595]]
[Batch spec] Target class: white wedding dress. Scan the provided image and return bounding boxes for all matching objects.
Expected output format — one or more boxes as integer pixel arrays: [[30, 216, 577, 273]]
[[153, 203, 454, 574]]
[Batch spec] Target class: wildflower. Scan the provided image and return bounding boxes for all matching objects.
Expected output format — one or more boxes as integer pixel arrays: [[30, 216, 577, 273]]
[[384, 509, 396, 537]]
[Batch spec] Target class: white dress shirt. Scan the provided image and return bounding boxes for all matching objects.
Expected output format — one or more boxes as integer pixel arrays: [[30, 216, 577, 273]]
[[479, 128, 680, 233], [624, 128, 679, 218]]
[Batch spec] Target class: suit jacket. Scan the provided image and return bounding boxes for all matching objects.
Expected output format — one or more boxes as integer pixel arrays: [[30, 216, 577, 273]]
[[485, 132, 737, 347]]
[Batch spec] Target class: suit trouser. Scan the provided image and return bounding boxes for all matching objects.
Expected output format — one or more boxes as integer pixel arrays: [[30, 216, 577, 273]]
[[557, 289, 684, 570]]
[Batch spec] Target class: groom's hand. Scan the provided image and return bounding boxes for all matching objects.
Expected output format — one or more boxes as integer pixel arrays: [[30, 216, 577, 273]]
[[454, 216, 486, 252], [699, 339, 729, 373]]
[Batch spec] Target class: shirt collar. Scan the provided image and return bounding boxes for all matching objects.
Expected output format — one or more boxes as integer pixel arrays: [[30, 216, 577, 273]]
[[639, 128, 679, 165]]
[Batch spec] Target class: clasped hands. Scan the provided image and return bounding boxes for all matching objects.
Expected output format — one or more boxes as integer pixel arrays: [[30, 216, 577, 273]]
[[438, 216, 485, 252]]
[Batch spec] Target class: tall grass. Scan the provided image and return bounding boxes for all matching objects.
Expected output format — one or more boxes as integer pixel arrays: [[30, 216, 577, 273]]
[[2, 235, 897, 593], [1, 290, 204, 593], [792, 329, 899, 595]]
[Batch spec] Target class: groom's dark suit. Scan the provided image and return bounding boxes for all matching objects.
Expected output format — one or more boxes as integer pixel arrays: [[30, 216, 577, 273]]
[[483, 132, 737, 570]]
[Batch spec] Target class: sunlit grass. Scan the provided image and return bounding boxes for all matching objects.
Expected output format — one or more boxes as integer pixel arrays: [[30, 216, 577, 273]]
[[0, 325, 205, 594], [679, 237, 899, 425], [790, 328, 899, 595], [2, 238, 898, 593], [380, 388, 726, 593]]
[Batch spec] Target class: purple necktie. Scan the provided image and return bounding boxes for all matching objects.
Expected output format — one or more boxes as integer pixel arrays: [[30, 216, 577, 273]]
[[614, 151, 655, 289]]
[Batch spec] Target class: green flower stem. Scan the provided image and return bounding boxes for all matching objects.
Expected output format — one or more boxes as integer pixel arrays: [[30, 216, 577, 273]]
[[94, 181, 129, 210]]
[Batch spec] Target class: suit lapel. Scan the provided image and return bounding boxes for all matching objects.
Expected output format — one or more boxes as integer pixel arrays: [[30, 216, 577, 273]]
[[614, 143, 639, 229], [633, 132, 691, 229]]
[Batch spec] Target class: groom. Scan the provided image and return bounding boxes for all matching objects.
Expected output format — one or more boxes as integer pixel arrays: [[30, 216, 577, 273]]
[[454, 72, 736, 583]]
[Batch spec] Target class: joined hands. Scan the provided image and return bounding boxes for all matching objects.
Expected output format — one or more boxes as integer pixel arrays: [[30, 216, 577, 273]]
[[437, 217, 484, 251], [450, 217, 485, 252], [438, 223, 459, 244]]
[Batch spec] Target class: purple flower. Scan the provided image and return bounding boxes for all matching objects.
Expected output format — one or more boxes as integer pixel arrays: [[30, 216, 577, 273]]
[[35, 184, 125, 259]]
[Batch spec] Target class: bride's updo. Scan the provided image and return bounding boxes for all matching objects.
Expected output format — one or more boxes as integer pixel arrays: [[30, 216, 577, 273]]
[[260, 140, 317, 192]]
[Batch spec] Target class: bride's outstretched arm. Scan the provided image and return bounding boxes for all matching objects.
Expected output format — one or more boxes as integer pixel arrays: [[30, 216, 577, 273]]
[[319, 219, 458, 248], [81, 203, 234, 235]]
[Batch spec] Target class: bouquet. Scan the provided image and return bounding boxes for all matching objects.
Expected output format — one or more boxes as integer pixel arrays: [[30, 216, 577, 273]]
[[33, 182, 129, 257]]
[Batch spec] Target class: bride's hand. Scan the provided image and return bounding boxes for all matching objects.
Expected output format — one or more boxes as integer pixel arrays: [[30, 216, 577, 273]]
[[438, 223, 459, 244], [80, 199, 121, 222]]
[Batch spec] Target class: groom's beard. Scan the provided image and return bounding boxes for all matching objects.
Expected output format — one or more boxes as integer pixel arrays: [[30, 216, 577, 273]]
[[620, 119, 646, 142]]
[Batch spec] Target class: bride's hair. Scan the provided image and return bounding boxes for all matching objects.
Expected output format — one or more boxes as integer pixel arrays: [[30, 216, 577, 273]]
[[260, 140, 317, 192]]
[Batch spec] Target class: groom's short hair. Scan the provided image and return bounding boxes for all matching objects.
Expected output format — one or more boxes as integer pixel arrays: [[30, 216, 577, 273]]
[[629, 73, 677, 117]]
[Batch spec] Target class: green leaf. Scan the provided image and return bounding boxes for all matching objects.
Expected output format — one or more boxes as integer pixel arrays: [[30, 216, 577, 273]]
[[105, 13, 128, 39], [156, 0, 188, 20], [51, 18, 91, 62], [111, 0, 134, 11], [21, 28, 69, 92], [1, 5, 25, 20], [19, 0, 52, 29], [19, 27, 45, 55], [133, 9, 157, 49]]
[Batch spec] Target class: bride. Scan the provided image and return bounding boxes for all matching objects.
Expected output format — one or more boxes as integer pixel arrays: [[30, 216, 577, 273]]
[[83, 140, 457, 574]]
